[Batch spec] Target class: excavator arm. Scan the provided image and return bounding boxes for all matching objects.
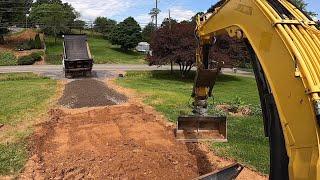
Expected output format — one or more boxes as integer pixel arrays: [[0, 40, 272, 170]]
[[195, 0, 320, 179]]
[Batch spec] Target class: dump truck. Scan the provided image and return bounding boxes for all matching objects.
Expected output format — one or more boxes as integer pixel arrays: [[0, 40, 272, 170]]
[[62, 35, 93, 78]]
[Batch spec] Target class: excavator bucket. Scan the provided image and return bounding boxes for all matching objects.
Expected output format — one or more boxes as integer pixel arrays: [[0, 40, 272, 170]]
[[176, 68, 227, 142], [176, 116, 227, 142]]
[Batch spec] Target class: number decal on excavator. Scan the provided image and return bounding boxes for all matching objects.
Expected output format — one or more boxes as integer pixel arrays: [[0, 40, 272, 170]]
[[234, 4, 253, 16]]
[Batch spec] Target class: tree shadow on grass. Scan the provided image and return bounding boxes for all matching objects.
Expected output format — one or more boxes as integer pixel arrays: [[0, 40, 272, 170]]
[[216, 74, 243, 83], [149, 70, 242, 84]]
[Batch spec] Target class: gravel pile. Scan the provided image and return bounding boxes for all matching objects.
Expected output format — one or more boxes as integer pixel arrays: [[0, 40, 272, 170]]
[[58, 79, 127, 108]]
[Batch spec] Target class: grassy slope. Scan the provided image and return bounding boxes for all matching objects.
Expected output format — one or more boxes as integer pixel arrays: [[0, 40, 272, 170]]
[[116, 71, 269, 174], [89, 38, 145, 64], [45, 36, 63, 65], [0, 73, 56, 175], [45, 36, 145, 64]]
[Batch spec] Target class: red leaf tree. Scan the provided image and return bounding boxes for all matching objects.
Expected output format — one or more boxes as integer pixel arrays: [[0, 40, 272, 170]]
[[147, 22, 252, 76], [147, 23, 196, 76]]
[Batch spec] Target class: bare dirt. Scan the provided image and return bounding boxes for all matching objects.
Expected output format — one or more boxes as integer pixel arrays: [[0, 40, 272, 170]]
[[0, 29, 45, 59], [216, 104, 253, 117], [19, 79, 267, 180], [22, 105, 203, 179], [3, 29, 39, 48]]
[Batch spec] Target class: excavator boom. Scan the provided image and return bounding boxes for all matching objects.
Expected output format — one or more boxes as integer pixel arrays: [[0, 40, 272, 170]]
[[189, 0, 320, 179]]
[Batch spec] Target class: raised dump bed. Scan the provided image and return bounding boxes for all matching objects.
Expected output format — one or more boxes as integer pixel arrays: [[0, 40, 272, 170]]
[[63, 35, 93, 78]]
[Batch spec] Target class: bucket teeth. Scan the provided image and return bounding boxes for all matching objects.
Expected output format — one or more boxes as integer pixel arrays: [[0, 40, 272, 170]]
[[176, 116, 227, 142]]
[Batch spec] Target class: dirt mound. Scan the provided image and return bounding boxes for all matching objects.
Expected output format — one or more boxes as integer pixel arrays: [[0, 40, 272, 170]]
[[5, 29, 38, 45], [216, 104, 252, 117], [21, 105, 208, 179], [58, 79, 127, 108]]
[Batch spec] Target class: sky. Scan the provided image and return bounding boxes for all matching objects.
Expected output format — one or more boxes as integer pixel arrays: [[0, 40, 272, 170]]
[[62, 0, 320, 26]]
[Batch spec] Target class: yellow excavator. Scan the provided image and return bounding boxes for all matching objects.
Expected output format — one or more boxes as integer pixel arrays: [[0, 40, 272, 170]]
[[176, 0, 320, 179]]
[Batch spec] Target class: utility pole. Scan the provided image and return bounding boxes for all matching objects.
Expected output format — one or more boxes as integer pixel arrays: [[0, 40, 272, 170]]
[[149, 0, 160, 28], [91, 22, 93, 37], [169, 9, 173, 73], [155, 0, 158, 29], [25, 14, 29, 29], [169, 9, 171, 30]]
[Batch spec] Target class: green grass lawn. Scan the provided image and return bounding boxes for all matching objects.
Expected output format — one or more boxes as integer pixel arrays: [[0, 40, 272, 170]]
[[44, 36, 63, 65], [45, 35, 145, 64], [116, 71, 269, 174], [0, 52, 17, 66], [0, 73, 57, 176]]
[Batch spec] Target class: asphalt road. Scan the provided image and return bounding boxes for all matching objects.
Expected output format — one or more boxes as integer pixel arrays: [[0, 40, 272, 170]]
[[0, 64, 179, 73], [0, 64, 254, 79]]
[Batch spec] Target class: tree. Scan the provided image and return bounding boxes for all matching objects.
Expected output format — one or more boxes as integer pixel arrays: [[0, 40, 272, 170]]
[[74, 20, 86, 33], [0, 0, 33, 44], [149, 7, 161, 27], [142, 23, 156, 42], [207, 0, 227, 13], [109, 17, 142, 50], [211, 35, 251, 68], [316, 21, 320, 29], [34, 34, 42, 49], [29, 1, 78, 43], [93, 17, 117, 38], [161, 18, 178, 28], [32, 0, 63, 7], [94, 17, 117, 33], [191, 12, 205, 24], [147, 23, 196, 77], [147, 21, 248, 77], [32, 0, 78, 29], [290, 0, 318, 17]]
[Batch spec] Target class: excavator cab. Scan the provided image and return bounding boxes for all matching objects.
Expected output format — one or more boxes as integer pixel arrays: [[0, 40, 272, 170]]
[[176, 68, 227, 142]]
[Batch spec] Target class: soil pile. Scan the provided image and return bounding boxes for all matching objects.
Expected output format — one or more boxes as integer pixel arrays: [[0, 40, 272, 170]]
[[22, 105, 205, 179]]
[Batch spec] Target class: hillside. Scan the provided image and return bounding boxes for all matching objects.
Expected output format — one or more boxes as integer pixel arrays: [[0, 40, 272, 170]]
[[45, 35, 145, 65]]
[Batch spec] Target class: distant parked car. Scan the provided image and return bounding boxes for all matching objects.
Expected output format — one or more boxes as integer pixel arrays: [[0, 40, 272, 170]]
[[136, 42, 150, 53]]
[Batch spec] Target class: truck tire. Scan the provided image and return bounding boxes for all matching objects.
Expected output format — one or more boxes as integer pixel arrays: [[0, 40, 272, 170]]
[[65, 72, 72, 79]]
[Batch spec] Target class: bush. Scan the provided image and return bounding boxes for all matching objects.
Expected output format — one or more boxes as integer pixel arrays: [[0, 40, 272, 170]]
[[16, 35, 42, 51], [18, 55, 35, 65], [28, 38, 35, 49], [34, 34, 42, 49], [30, 52, 43, 61], [17, 41, 32, 51], [0, 52, 17, 66]]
